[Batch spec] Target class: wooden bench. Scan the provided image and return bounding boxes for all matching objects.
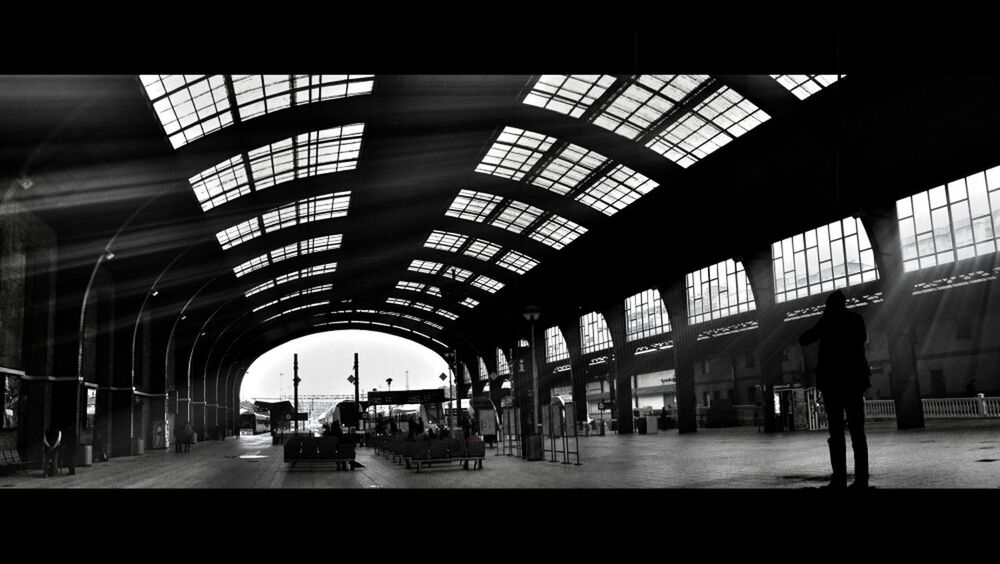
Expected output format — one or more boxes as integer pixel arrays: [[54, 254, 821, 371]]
[[0, 433, 34, 476]]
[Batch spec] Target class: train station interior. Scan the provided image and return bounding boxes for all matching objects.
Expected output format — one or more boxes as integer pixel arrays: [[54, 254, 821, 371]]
[[2, 33, 1000, 525]]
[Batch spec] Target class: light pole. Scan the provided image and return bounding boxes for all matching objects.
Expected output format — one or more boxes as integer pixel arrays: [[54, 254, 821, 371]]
[[386, 378, 393, 427], [444, 350, 457, 432], [523, 306, 541, 435], [292, 354, 300, 433]]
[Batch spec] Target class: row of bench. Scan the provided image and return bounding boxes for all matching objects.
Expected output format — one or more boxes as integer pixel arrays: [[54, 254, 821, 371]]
[[0, 447, 32, 475], [283, 436, 356, 471], [373, 436, 486, 472]]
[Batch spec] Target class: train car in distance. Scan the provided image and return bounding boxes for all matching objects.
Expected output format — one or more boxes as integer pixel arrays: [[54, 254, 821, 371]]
[[239, 410, 270, 434]]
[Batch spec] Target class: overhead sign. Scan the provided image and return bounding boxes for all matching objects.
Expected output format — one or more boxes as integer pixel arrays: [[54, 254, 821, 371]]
[[367, 389, 446, 406], [347, 375, 356, 384], [293, 413, 308, 421]]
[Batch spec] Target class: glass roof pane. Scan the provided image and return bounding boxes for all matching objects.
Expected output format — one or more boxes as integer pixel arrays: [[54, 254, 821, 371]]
[[244, 262, 337, 298], [475, 126, 556, 181], [408, 260, 443, 276], [532, 143, 608, 196], [575, 163, 659, 216], [463, 239, 502, 261], [425, 230, 469, 253], [216, 218, 261, 250], [470, 275, 504, 294], [441, 265, 473, 282], [645, 86, 769, 168], [139, 75, 231, 149], [522, 74, 615, 117], [424, 320, 444, 331], [234, 234, 342, 278], [770, 74, 842, 100], [396, 281, 426, 293], [529, 215, 587, 250], [460, 297, 480, 309], [436, 309, 459, 321], [279, 284, 333, 302], [190, 155, 250, 212], [232, 74, 374, 122], [248, 124, 363, 191], [491, 200, 544, 234], [445, 189, 504, 223], [593, 75, 709, 140], [496, 250, 539, 274], [260, 192, 351, 233]]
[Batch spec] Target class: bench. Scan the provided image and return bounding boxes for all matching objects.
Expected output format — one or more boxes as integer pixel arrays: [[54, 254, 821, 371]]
[[0, 432, 36, 476], [408, 439, 486, 472], [283, 437, 356, 471]]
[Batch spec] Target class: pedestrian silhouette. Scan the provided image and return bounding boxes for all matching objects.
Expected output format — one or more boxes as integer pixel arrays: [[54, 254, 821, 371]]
[[799, 290, 871, 489]]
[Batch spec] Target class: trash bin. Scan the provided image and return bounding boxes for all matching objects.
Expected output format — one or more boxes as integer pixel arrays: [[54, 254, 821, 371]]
[[132, 438, 144, 455], [77, 445, 92, 467], [636, 417, 647, 434]]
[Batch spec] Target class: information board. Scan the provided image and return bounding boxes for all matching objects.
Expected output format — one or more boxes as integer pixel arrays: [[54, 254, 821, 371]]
[[367, 389, 445, 405]]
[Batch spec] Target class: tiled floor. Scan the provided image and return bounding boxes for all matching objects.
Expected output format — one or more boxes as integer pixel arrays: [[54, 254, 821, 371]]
[[3, 419, 999, 489]]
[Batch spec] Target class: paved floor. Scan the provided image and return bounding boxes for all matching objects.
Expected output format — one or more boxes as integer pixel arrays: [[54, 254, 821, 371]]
[[3, 419, 999, 489]]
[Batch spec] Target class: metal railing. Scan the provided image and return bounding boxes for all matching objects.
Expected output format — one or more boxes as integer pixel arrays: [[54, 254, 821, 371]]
[[864, 400, 896, 419]]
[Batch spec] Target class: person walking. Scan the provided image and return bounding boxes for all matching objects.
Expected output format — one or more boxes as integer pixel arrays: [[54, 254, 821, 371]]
[[799, 290, 871, 489]]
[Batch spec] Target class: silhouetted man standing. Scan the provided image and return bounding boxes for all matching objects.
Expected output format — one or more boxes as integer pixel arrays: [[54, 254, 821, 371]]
[[799, 290, 871, 489]]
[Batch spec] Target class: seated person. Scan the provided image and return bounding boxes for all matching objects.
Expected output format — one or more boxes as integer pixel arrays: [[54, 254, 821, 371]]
[[42, 428, 63, 477]]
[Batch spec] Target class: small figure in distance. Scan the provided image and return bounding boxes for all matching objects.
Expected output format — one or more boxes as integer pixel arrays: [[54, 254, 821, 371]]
[[799, 290, 871, 490]]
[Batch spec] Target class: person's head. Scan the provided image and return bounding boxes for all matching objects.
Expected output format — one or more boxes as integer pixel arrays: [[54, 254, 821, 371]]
[[825, 290, 847, 313]]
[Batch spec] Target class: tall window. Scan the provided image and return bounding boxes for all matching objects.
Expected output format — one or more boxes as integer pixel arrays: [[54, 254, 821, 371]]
[[580, 312, 613, 354], [479, 357, 489, 381], [545, 326, 569, 363], [686, 259, 755, 325], [897, 165, 1000, 272], [625, 289, 671, 341], [772, 216, 879, 303], [497, 348, 511, 376]]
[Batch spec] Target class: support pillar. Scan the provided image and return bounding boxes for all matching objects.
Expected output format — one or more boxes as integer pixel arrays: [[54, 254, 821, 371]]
[[742, 247, 785, 433], [659, 278, 698, 434], [602, 303, 636, 434], [558, 321, 589, 426], [862, 208, 925, 429]]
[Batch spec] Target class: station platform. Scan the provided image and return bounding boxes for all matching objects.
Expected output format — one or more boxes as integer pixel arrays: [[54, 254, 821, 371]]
[[3, 419, 1000, 490]]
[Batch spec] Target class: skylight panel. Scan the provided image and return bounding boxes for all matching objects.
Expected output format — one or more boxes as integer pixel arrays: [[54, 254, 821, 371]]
[[575, 164, 659, 216], [592, 75, 708, 140], [425, 230, 469, 253], [231, 75, 374, 122], [190, 155, 250, 212], [445, 190, 504, 223], [491, 200, 544, 234], [522, 75, 616, 118], [771, 74, 842, 100], [463, 239, 502, 261], [402, 313, 424, 323], [279, 284, 333, 302], [424, 320, 444, 331], [529, 215, 587, 250], [216, 218, 261, 250], [460, 297, 480, 309], [246, 263, 337, 298], [436, 309, 459, 321], [471, 275, 504, 294], [139, 75, 232, 149], [248, 124, 363, 190], [409, 260, 443, 276], [425, 286, 442, 297], [396, 281, 426, 293], [252, 299, 278, 313], [496, 250, 539, 274], [441, 266, 473, 282], [234, 255, 270, 278], [475, 127, 556, 181], [645, 86, 769, 168], [261, 192, 351, 233], [411, 302, 434, 312], [531, 143, 608, 196], [235, 235, 342, 278], [386, 297, 411, 307]]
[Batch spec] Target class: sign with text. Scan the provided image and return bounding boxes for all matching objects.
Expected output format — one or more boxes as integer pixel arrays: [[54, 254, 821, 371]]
[[367, 389, 445, 406]]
